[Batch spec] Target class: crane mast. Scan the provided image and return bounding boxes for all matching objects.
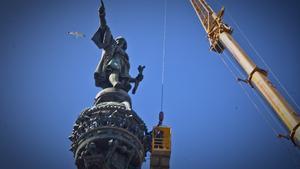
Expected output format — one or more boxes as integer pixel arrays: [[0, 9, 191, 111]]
[[190, 0, 300, 147]]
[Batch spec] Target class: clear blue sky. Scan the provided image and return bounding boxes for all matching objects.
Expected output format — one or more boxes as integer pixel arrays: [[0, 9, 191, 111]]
[[0, 0, 300, 169]]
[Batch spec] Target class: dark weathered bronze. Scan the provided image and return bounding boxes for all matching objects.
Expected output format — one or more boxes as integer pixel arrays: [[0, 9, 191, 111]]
[[132, 65, 145, 94], [69, 88, 151, 169], [92, 0, 144, 94], [70, 1, 150, 169]]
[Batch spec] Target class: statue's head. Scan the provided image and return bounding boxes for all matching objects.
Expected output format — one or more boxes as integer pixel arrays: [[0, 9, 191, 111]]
[[115, 36, 127, 50]]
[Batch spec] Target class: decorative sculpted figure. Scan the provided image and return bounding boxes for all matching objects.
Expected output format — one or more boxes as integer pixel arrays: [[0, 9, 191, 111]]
[[92, 0, 144, 94]]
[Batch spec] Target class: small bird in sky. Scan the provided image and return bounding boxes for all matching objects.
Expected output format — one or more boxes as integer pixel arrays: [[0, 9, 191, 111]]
[[67, 31, 85, 38]]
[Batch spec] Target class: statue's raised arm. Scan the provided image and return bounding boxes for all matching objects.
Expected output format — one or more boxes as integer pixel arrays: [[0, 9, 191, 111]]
[[92, 0, 115, 50], [99, 0, 107, 29]]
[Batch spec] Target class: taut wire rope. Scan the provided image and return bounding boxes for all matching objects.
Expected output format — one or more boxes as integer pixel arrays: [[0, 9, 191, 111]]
[[160, 0, 168, 112]]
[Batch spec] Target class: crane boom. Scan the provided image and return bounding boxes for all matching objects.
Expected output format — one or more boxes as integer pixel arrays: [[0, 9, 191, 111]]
[[190, 0, 300, 147]]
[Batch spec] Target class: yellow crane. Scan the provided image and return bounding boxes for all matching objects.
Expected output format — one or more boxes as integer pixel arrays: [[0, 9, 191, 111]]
[[190, 0, 300, 147]]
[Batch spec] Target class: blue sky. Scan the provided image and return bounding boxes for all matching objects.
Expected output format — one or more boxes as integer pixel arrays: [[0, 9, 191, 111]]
[[0, 0, 300, 169]]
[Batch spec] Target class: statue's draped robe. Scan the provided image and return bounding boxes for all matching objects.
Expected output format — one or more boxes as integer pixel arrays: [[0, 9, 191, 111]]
[[92, 26, 131, 90]]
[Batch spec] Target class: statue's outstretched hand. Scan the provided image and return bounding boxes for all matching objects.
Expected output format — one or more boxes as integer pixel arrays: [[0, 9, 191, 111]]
[[99, 0, 106, 17], [98, 0, 107, 27]]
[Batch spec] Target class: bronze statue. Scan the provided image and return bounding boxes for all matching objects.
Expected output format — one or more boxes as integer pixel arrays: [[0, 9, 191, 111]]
[[92, 0, 144, 94]]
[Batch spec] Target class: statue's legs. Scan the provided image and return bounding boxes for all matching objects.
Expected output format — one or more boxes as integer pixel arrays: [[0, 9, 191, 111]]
[[109, 72, 121, 88]]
